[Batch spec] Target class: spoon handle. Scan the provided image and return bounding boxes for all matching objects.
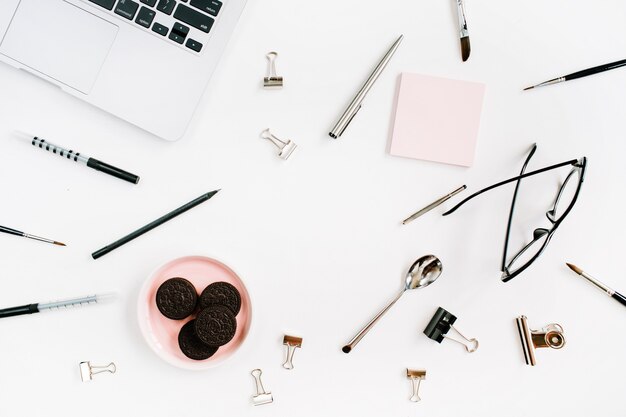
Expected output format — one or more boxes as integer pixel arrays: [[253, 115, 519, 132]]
[[342, 291, 404, 353]]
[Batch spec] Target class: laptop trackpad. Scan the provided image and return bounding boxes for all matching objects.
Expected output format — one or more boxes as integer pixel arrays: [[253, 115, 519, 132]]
[[0, 0, 117, 94]]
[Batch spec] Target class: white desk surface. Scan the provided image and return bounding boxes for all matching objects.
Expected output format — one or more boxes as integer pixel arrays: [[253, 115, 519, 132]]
[[0, 0, 624, 415]]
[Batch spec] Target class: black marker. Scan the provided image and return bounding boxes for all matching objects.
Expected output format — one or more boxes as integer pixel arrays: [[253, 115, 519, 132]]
[[15, 131, 140, 184]]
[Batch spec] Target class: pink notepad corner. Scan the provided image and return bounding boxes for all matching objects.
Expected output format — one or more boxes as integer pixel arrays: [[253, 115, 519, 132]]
[[389, 73, 486, 167]]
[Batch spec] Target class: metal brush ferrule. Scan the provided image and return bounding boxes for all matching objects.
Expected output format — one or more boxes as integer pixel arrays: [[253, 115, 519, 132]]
[[456, 0, 468, 34]]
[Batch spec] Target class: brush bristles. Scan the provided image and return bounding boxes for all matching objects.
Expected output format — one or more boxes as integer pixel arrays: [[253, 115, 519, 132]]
[[566, 263, 582, 274], [460, 37, 471, 62], [53, 241, 67, 246]]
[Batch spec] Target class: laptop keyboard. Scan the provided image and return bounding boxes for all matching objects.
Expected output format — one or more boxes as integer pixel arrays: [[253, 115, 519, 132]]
[[85, 0, 224, 53]]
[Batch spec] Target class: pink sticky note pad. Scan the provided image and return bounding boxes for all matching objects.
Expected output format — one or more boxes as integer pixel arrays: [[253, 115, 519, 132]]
[[389, 73, 486, 167]]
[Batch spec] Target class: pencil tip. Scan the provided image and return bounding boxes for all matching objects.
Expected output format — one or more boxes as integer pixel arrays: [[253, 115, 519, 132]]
[[54, 241, 66, 247], [566, 263, 582, 274]]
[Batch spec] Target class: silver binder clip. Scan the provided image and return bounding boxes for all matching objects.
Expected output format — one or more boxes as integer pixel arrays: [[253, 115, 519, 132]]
[[251, 369, 273, 406], [263, 52, 283, 88], [260, 128, 297, 160], [516, 315, 565, 366], [282, 335, 302, 370], [79, 361, 116, 382], [406, 369, 426, 402]]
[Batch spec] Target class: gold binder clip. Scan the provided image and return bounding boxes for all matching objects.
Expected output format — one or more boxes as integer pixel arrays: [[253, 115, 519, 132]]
[[282, 335, 302, 370], [516, 315, 565, 366], [406, 369, 426, 402]]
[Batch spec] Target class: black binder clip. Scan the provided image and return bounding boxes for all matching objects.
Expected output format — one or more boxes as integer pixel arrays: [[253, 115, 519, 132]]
[[424, 307, 478, 353]]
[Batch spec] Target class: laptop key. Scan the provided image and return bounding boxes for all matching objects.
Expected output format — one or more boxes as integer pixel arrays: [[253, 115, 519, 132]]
[[157, 0, 176, 15], [152, 22, 169, 36], [190, 0, 222, 17], [185, 38, 202, 52], [140, 0, 157, 5], [169, 32, 185, 44], [172, 22, 189, 36], [174, 4, 214, 33], [169, 22, 189, 44], [115, 0, 139, 20], [136, 6, 156, 28], [89, 0, 116, 10]]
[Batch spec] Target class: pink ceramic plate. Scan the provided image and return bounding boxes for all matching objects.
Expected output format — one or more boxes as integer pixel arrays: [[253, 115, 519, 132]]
[[138, 256, 252, 370]]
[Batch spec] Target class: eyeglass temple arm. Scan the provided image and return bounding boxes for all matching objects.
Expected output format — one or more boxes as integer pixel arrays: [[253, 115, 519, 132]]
[[442, 159, 579, 216]]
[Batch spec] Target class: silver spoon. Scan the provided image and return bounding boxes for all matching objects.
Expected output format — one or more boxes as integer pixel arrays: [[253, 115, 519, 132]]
[[342, 255, 443, 353]]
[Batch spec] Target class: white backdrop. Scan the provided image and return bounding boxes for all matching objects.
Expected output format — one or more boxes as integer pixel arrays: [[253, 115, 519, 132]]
[[0, 0, 624, 415]]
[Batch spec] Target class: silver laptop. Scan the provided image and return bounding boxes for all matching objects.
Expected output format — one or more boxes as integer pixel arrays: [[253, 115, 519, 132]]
[[0, 0, 246, 141]]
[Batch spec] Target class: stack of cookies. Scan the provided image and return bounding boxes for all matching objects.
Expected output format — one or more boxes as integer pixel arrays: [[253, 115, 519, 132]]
[[155, 277, 241, 360]]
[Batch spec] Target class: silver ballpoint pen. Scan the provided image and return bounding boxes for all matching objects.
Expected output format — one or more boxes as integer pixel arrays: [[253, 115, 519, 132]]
[[329, 35, 404, 139], [403, 185, 467, 225]]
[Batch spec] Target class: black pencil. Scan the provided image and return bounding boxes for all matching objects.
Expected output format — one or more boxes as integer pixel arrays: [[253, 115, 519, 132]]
[[524, 58, 626, 90], [92, 190, 219, 259]]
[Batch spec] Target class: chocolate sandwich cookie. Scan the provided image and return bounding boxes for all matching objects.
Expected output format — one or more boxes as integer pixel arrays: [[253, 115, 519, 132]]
[[199, 281, 241, 315], [156, 277, 198, 320], [195, 305, 237, 347], [178, 320, 218, 360]]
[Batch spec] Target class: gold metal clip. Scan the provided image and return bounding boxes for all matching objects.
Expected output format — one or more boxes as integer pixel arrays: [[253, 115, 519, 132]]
[[516, 315, 565, 366], [406, 369, 426, 402], [282, 335, 302, 370]]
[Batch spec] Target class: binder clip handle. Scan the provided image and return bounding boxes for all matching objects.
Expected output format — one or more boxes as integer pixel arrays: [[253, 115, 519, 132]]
[[444, 326, 479, 353]]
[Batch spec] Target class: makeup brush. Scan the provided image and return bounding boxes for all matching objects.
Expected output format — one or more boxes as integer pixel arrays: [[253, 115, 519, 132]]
[[566, 263, 626, 307], [524, 58, 626, 90], [455, 0, 471, 61], [0, 225, 65, 246]]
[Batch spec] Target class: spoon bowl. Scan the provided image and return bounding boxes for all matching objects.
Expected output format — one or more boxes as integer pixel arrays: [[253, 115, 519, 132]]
[[404, 255, 443, 291]]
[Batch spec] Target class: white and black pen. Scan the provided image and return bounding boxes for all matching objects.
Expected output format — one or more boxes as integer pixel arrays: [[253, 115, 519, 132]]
[[0, 293, 115, 319], [14, 131, 140, 184]]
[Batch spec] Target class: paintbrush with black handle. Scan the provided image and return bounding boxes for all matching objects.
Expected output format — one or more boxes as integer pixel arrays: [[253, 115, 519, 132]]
[[0, 225, 65, 246], [524, 58, 626, 90], [566, 263, 626, 308]]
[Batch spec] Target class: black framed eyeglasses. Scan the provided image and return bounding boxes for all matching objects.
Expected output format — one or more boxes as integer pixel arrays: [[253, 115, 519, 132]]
[[443, 144, 587, 282]]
